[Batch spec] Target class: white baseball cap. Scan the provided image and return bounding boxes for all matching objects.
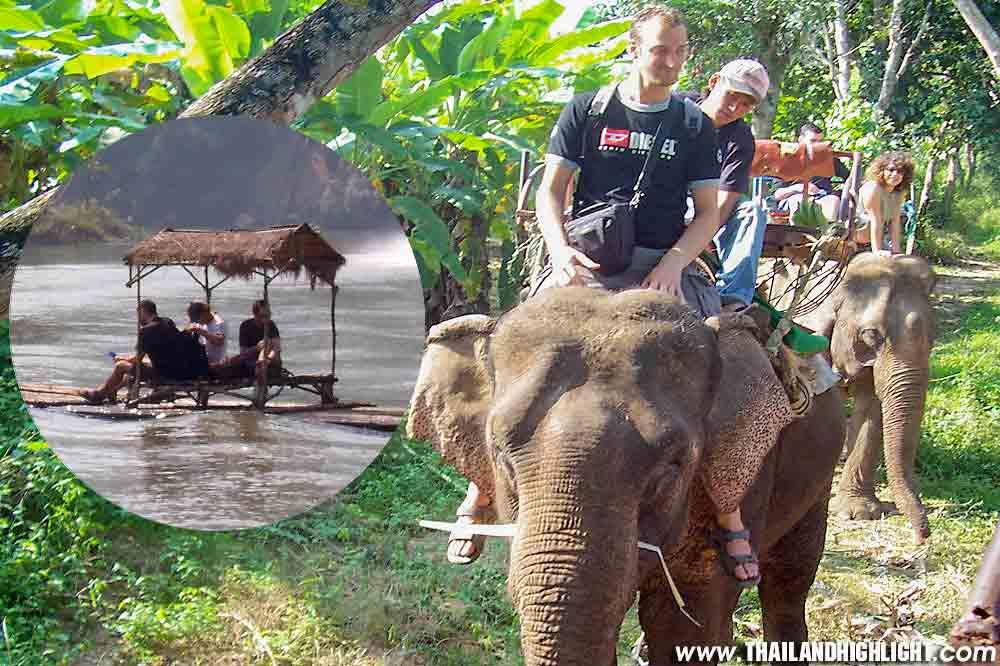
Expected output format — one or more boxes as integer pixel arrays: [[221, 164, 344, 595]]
[[717, 59, 770, 104]]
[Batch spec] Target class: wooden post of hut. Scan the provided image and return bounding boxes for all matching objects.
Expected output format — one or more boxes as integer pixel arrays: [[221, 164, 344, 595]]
[[324, 284, 338, 404]]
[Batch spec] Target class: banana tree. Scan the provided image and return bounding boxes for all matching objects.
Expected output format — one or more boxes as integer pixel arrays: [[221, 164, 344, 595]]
[[296, 0, 629, 321]]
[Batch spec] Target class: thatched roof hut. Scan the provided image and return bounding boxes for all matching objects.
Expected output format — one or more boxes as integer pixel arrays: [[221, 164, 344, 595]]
[[123, 224, 346, 285], [122, 225, 347, 404]]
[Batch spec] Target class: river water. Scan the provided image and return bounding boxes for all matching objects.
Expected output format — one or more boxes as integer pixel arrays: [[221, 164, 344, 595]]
[[9, 240, 426, 530]]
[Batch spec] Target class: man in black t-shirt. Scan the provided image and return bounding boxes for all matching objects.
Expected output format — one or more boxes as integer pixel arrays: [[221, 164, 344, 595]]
[[80, 299, 209, 402], [211, 299, 283, 380], [445, 8, 766, 592], [537, 11, 721, 307], [688, 59, 770, 308]]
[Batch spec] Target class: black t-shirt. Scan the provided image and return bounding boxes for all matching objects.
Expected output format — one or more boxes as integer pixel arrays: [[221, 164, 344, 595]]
[[546, 88, 721, 249], [138, 317, 209, 381], [677, 91, 755, 195], [239, 318, 280, 350], [717, 120, 755, 194]]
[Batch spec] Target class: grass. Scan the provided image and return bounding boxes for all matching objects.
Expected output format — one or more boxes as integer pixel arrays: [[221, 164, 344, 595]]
[[2, 214, 999, 664], [920, 177, 1000, 265]]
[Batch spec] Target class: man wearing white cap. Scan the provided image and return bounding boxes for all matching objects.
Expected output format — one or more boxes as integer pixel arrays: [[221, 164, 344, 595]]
[[686, 58, 772, 311]]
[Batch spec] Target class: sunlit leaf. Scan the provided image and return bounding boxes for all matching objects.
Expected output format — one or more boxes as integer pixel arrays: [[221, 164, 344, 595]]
[[0, 57, 67, 105], [369, 71, 490, 126], [0, 102, 62, 129], [527, 18, 629, 67], [406, 35, 446, 80], [333, 55, 383, 121], [456, 12, 512, 74], [63, 41, 180, 79], [207, 5, 249, 61], [35, 0, 87, 25], [57, 125, 103, 152], [0, 8, 45, 31]]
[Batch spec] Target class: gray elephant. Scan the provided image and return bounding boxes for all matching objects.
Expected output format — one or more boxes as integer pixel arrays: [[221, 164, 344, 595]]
[[408, 287, 846, 665], [801, 253, 936, 542]]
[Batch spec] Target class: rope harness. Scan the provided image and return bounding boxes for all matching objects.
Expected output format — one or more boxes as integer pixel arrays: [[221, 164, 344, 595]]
[[418, 519, 702, 627]]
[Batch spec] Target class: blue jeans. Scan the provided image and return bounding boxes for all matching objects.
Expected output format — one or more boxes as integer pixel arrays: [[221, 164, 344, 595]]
[[713, 197, 767, 306]]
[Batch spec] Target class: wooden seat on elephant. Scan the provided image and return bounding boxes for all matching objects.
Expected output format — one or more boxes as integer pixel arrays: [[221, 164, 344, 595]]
[[751, 140, 862, 264]]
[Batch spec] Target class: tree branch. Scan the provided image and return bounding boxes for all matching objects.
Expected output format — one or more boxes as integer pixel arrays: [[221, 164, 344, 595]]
[[0, 0, 444, 318], [897, 0, 933, 82]]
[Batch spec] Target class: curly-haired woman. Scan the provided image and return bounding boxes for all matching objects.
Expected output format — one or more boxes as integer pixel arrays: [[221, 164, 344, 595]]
[[854, 151, 915, 254]]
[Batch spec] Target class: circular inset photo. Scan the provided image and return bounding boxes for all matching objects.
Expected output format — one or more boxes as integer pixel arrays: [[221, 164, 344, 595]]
[[10, 117, 425, 530]]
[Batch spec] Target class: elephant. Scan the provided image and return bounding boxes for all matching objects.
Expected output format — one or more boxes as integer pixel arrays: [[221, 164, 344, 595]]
[[799, 253, 936, 543], [407, 286, 846, 665]]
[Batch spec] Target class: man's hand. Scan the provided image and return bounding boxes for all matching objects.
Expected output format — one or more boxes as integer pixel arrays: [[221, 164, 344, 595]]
[[640, 252, 686, 301], [550, 244, 600, 287]]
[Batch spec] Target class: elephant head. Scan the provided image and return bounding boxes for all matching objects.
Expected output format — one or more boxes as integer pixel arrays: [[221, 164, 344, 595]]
[[822, 253, 936, 540], [408, 287, 792, 665]]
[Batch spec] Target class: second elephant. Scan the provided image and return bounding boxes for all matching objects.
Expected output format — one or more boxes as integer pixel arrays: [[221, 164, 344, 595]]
[[803, 253, 936, 542]]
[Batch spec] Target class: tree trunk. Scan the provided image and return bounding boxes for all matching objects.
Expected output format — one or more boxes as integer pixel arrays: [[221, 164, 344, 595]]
[[832, 0, 853, 99], [943, 152, 960, 221], [876, 0, 907, 113], [953, 0, 1000, 77], [897, 0, 933, 83], [0, 0, 444, 319], [823, 23, 842, 100], [752, 33, 791, 138], [964, 143, 977, 190], [917, 155, 937, 219]]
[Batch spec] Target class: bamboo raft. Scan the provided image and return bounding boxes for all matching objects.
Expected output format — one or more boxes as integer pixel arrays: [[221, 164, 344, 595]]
[[19, 383, 405, 431]]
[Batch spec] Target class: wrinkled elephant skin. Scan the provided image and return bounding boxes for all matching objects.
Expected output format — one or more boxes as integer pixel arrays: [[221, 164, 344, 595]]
[[803, 253, 936, 543], [408, 287, 846, 665]]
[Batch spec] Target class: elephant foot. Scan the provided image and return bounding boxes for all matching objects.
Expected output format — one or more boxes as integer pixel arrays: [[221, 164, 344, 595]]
[[836, 496, 898, 521]]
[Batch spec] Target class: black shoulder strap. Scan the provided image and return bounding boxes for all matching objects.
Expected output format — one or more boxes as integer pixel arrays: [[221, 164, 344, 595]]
[[679, 94, 702, 140], [589, 82, 617, 117], [629, 121, 670, 209], [578, 82, 619, 163]]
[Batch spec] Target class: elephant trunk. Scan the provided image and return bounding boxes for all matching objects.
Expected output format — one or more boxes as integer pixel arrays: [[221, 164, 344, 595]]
[[874, 355, 931, 542], [510, 489, 638, 666]]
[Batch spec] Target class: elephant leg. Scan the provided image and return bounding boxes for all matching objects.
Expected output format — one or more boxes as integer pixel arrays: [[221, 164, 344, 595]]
[[639, 577, 743, 665], [759, 497, 830, 644], [837, 373, 896, 521]]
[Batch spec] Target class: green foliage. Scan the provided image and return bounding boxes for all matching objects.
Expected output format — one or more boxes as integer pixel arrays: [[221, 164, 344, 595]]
[[790, 198, 827, 229], [295, 0, 627, 307], [0, 364, 114, 662], [921, 295, 1000, 507]]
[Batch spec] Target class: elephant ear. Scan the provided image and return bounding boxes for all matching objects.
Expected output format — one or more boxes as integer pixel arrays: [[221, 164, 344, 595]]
[[893, 254, 936, 297], [701, 323, 795, 514], [407, 315, 497, 499]]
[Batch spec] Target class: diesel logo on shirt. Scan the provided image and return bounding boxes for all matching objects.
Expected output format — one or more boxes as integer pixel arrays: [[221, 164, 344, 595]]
[[599, 128, 677, 159]]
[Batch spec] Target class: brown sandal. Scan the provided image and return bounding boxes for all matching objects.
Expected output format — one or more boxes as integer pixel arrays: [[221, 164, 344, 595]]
[[710, 528, 761, 589]]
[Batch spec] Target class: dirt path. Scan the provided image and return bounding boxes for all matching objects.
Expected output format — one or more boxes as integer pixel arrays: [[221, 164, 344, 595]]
[[931, 257, 1000, 331]]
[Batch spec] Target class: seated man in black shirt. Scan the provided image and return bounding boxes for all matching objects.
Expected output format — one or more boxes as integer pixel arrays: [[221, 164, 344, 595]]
[[80, 299, 209, 403], [773, 122, 851, 221], [685, 59, 770, 310], [211, 299, 282, 380]]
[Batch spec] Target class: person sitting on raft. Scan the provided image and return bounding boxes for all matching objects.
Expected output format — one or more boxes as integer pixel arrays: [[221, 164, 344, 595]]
[[185, 301, 227, 364], [210, 299, 282, 381], [79, 299, 210, 403]]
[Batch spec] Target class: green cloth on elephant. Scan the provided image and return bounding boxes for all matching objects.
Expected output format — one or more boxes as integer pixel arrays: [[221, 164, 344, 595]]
[[532, 246, 722, 318]]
